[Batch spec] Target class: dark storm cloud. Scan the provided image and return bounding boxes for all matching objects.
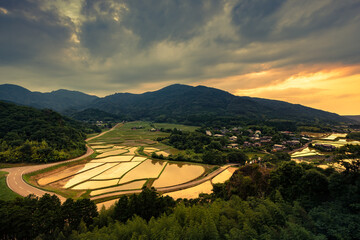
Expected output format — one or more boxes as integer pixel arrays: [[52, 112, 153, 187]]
[[79, 0, 224, 57], [231, 0, 360, 42], [231, 0, 285, 41], [120, 0, 224, 45], [0, 0, 74, 65]]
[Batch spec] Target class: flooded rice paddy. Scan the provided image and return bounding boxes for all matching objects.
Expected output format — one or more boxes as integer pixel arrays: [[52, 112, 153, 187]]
[[91, 162, 142, 180], [291, 147, 323, 158], [96, 149, 129, 158], [212, 167, 238, 184], [91, 180, 147, 196], [119, 160, 166, 184], [153, 163, 205, 188], [165, 181, 213, 200]]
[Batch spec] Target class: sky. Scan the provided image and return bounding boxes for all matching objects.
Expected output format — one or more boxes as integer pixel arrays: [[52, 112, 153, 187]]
[[0, 0, 360, 115]]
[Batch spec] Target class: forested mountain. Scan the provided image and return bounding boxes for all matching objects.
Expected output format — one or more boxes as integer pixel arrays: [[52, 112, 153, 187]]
[[88, 84, 349, 125], [0, 101, 99, 163], [0, 84, 98, 112], [0, 83, 351, 125]]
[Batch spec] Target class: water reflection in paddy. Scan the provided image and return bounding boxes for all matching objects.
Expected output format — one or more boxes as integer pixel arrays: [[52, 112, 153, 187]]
[[153, 163, 205, 188]]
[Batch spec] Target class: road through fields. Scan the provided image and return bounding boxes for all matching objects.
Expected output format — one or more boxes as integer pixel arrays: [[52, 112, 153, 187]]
[[0, 124, 121, 202]]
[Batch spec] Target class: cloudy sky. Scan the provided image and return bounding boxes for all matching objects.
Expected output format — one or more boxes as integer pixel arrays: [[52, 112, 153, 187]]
[[1, 0, 360, 114]]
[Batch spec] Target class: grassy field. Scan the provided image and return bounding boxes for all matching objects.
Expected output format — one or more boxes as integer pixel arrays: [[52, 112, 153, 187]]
[[0, 171, 21, 201]]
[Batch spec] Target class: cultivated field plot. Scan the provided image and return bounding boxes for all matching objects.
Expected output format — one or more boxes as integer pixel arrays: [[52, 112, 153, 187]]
[[64, 163, 118, 188], [96, 149, 128, 158], [313, 139, 360, 148], [90, 155, 135, 163], [321, 133, 347, 140], [165, 181, 213, 200], [72, 179, 120, 190], [91, 145, 114, 149], [212, 167, 238, 184], [153, 163, 205, 188], [91, 180, 147, 196], [92, 162, 142, 180], [119, 160, 166, 184], [291, 147, 323, 158], [38, 162, 104, 186], [131, 156, 147, 162]]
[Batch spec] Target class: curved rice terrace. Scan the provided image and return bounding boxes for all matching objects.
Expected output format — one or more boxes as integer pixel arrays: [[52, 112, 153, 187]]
[[27, 122, 237, 205]]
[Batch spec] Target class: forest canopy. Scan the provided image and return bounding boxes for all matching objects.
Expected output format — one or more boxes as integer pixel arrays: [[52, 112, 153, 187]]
[[0, 101, 99, 163]]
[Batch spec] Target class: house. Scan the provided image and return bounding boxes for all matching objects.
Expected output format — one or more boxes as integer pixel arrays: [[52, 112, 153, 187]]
[[227, 143, 239, 149], [243, 141, 252, 147], [229, 136, 238, 142], [260, 139, 272, 143], [150, 128, 157, 132], [273, 144, 286, 151], [206, 130, 212, 136], [286, 140, 300, 146], [253, 142, 261, 147]]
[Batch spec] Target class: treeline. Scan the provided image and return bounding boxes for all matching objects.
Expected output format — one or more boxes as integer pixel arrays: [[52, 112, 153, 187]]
[[1, 160, 359, 239], [0, 194, 98, 240], [0, 101, 100, 163]]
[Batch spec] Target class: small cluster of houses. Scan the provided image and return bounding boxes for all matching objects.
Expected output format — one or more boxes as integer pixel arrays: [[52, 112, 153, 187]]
[[207, 127, 306, 152]]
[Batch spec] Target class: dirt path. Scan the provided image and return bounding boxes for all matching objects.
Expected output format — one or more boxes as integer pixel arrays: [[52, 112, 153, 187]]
[[0, 125, 120, 202], [91, 164, 238, 201]]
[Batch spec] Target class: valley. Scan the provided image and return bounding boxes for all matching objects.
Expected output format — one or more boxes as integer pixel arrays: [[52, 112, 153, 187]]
[[4, 122, 237, 207]]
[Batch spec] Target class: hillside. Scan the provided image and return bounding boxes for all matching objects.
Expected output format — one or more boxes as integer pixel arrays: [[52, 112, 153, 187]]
[[88, 84, 349, 125], [344, 115, 360, 123], [0, 84, 98, 112], [0, 101, 99, 163]]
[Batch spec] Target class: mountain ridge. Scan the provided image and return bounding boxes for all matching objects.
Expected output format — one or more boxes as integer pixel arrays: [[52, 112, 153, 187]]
[[0, 84, 98, 112], [0, 83, 351, 125]]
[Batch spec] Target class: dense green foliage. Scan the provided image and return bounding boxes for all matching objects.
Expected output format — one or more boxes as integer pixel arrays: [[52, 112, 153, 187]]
[[0, 101, 99, 163], [113, 187, 176, 222], [0, 194, 97, 240]]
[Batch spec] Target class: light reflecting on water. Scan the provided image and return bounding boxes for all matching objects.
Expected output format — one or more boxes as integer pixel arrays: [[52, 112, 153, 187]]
[[153, 163, 205, 188], [164, 181, 213, 199]]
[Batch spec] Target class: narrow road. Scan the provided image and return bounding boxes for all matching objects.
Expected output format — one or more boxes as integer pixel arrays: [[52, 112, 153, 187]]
[[91, 164, 238, 200], [2, 146, 94, 202], [0, 125, 121, 202]]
